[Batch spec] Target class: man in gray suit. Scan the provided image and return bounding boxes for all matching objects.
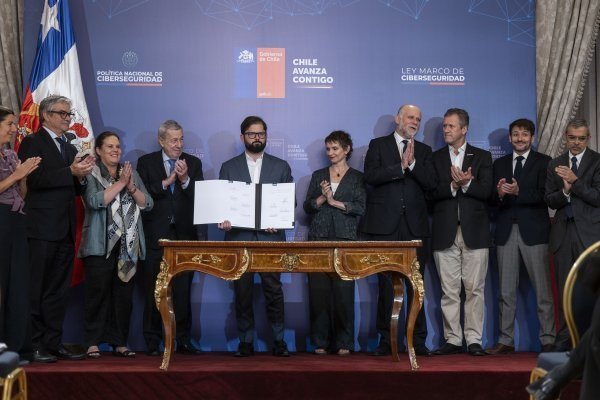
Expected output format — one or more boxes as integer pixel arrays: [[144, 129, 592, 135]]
[[218, 116, 294, 357], [545, 119, 600, 351]]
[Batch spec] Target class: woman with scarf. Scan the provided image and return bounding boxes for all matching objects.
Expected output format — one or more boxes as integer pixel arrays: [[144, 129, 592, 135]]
[[78, 131, 153, 358], [0, 106, 40, 362], [303, 130, 366, 356]]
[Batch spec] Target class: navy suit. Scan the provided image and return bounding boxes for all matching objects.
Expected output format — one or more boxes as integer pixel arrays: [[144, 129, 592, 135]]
[[219, 152, 293, 343], [136, 150, 204, 350], [18, 128, 83, 352], [362, 133, 436, 351]]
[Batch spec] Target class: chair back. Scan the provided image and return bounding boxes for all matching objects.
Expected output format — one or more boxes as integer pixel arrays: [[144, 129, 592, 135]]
[[564, 240, 600, 346]]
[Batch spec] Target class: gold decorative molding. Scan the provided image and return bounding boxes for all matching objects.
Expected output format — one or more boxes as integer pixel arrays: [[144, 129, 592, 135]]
[[360, 254, 390, 265], [191, 254, 223, 265], [154, 257, 170, 309], [410, 257, 424, 307], [275, 253, 307, 271]]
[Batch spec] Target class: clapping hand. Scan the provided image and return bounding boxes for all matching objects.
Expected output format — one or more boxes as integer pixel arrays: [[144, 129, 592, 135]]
[[13, 157, 41, 180]]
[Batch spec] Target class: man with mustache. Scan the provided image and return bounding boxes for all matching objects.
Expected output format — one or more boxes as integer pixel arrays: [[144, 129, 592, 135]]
[[430, 108, 492, 356], [362, 104, 436, 356], [545, 119, 600, 351], [487, 119, 555, 355], [218, 116, 294, 357]]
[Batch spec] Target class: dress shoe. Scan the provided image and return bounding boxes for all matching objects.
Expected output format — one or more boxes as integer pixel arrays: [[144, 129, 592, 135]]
[[49, 345, 85, 361], [176, 342, 202, 355], [146, 348, 163, 356], [32, 350, 57, 363], [485, 343, 515, 355], [370, 344, 391, 356], [272, 340, 290, 357], [433, 343, 462, 355], [541, 343, 555, 353], [414, 345, 432, 356], [234, 342, 254, 357], [467, 343, 486, 356]]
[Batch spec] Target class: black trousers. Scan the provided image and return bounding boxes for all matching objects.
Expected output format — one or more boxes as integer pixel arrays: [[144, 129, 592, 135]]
[[308, 272, 355, 351], [83, 245, 135, 348], [143, 246, 193, 349], [28, 234, 74, 352], [367, 215, 429, 349], [0, 205, 31, 358], [553, 220, 586, 351], [235, 271, 285, 343]]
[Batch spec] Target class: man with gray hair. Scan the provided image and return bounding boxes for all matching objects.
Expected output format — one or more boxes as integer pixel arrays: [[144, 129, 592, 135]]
[[18, 94, 95, 362], [137, 119, 205, 356], [545, 119, 600, 351]]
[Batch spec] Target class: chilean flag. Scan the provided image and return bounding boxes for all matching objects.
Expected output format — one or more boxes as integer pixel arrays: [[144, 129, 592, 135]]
[[17, 0, 93, 285]]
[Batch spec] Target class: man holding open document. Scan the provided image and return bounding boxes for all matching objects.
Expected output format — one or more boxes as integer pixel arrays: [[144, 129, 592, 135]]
[[216, 116, 294, 357]]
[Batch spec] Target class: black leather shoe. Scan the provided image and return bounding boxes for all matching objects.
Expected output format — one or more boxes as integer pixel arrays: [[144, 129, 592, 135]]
[[467, 343, 486, 356], [414, 345, 432, 356], [146, 348, 163, 356], [433, 343, 463, 355], [272, 340, 290, 357], [371, 344, 391, 356], [49, 345, 85, 361], [32, 349, 57, 363], [176, 342, 202, 355], [234, 342, 254, 357]]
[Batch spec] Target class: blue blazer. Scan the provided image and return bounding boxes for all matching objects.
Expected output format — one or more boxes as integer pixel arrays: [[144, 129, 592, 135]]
[[219, 152, 294, 241]]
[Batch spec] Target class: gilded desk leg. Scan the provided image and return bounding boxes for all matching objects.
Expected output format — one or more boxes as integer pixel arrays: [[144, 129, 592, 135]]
[[155, 258, 175, 371], [406, 257, 424, 371], [388, 271, 404, 362]]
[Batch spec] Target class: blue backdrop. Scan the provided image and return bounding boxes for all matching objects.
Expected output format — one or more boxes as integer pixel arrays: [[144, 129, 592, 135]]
[[24, 0, 543, 352]]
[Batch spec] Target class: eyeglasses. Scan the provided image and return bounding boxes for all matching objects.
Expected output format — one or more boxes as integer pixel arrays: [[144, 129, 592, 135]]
[[566, 135, 589, 143], [48, 110, 75, 119], [243, 131, 266, 139]]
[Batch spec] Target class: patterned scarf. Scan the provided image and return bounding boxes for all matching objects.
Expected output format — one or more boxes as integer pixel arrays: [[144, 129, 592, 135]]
[[91, 162, 140, 282]]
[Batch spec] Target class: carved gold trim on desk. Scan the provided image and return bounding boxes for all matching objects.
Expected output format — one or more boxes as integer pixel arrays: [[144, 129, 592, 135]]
[[275, 253, 307, 271], [155, 257, 170, 308], [191, 254, 223, 265], [410, 257, 424, 307], [360, 254, 391, 265]]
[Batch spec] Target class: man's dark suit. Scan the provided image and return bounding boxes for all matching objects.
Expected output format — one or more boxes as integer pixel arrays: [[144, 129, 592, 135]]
[[545, 148, 600, 349], [136, 150, 204, 351], [430, 144, 492, 251], [362, 133, 436, 352], [18, 128, 82, 353], [492, 151, 555, 348], [219, 152, 293, 344]]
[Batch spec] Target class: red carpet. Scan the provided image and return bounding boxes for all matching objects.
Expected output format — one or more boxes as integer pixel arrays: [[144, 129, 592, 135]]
[[24, 352, 581, 400]]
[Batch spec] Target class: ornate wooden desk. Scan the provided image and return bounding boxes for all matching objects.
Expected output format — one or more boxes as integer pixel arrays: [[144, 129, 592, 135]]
[[156, 240, 423, 371]]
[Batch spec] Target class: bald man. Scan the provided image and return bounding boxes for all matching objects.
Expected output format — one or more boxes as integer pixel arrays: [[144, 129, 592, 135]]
[[362, 104, 436, 356]]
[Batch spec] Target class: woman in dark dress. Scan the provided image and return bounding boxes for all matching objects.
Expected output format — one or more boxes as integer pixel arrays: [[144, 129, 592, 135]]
[[0, 106, 41, 361], [303, 130, 366, 355]]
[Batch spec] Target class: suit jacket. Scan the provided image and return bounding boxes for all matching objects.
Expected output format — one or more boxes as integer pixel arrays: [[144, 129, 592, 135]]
[[492, 151, 551, 246], [136, 151, 204, 250], [17, 128, 83, 241], [303, 167, 366, 240], [545, 148, 600, 252], [429, 143, 493, 250], [78, 169, 153, 259], [362, 133, 436, 238], [219, 152, 293, 241]]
